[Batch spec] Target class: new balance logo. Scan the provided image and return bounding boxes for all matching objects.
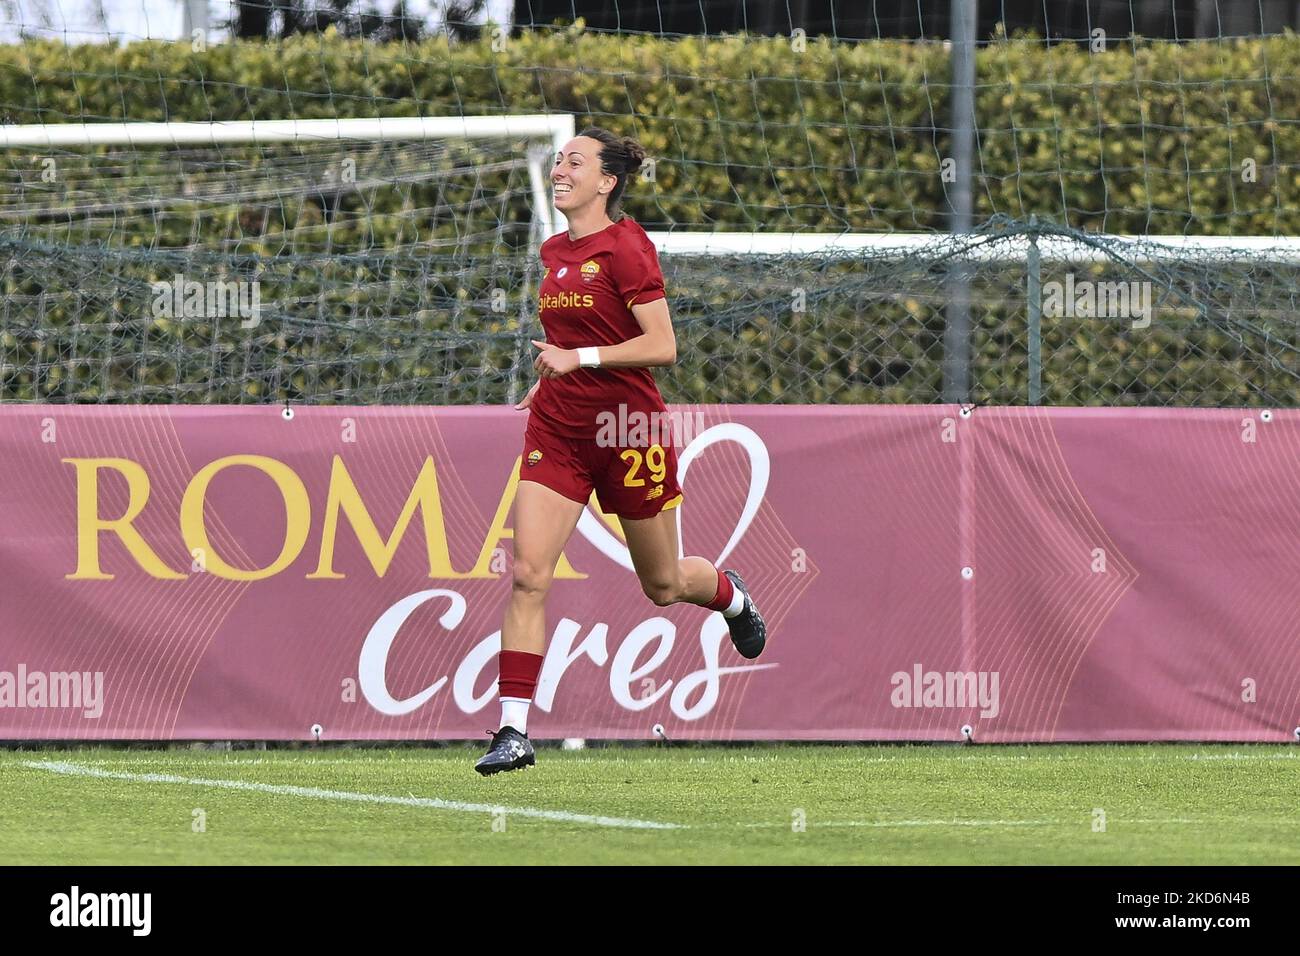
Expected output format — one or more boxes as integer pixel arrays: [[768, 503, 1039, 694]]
[[645, 485, 663, 501]]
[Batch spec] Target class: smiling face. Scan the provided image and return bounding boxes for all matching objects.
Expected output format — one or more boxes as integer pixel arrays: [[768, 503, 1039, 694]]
[[551, 136, 617, 216]]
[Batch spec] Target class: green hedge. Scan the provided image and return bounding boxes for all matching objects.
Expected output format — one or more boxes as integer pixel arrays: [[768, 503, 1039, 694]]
[[3, 28, 1298, 231]]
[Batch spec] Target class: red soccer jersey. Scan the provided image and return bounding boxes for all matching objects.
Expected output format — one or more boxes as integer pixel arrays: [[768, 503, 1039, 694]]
[[528, 216, 670, 438]]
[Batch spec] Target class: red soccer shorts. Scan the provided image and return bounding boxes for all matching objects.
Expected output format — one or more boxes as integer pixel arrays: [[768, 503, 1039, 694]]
[[518, 416, 684, 520]]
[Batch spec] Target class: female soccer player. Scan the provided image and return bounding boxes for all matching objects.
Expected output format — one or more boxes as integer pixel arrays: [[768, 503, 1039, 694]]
[[475, 127, 767, 774]]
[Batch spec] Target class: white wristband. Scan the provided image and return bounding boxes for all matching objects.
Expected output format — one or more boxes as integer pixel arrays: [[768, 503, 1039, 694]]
[[577, 346, 601, 368]]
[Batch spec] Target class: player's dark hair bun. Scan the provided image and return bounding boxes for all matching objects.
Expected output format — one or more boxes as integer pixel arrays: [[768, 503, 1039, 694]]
[[577, 126, 647, 219], [620, 137, 647, 175]]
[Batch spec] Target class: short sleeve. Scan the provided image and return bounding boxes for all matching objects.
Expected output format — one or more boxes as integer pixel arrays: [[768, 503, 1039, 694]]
[[613, 232, 666, 309]]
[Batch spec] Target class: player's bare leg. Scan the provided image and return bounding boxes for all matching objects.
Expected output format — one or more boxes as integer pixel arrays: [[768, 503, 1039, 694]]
[[503, 478, 585, 657], [619, 507, 767, 659], [476, 478, 585, 775]]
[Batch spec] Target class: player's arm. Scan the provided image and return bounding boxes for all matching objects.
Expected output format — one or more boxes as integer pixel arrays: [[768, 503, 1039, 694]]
[[531, 298, 676, 378], [579, 298, 676, 368]]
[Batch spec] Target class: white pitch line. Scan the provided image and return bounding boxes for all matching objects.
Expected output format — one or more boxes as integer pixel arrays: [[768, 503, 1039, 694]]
[[23, 760, 684, 831], [735, 819, 1059, 829], [1182, 752, 1300, 761], [730, 817, 1208, 829]]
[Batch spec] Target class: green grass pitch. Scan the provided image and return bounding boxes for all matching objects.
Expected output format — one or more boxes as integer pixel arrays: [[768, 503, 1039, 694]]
[[2, 744, 1297, 865]]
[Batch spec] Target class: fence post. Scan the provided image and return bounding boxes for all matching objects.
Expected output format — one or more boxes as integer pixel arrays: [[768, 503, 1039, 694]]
[[943, 0, 976, 403], [1027, 227, 1042, 405]]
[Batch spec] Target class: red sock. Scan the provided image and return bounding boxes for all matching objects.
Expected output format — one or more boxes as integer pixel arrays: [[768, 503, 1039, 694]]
[[704, 566, 734, 612], [498, 649, 544, 699]]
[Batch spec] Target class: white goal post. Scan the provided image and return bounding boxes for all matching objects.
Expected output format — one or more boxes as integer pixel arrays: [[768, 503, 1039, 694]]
[[3, 114, 1295, 263], [0, 114, 576, 242]]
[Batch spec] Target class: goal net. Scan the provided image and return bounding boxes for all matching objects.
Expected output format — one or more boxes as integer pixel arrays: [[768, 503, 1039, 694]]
[[0, 21, 1297, 408], [1, 116, 571, 405]]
